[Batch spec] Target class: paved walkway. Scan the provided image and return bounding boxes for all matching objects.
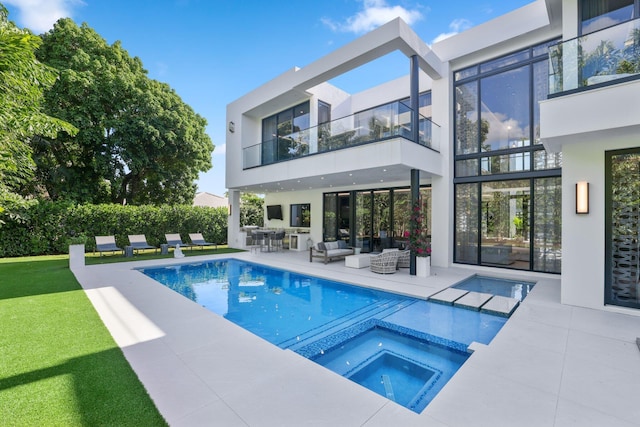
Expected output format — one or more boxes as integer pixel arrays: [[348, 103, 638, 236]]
[[72, 251, 640, 426]]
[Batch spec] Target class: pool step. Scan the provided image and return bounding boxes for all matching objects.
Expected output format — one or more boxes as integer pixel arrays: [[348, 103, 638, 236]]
[[428, 289, 520, 317], [481, 295, 520, 317], [453, 292, 493, 310], [428, 288, 469, 304], [280, 298, 416, 351], [381, 374, 396, 401]]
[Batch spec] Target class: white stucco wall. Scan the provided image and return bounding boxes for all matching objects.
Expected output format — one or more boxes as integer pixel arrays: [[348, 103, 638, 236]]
[[562, 136, 640, 315]]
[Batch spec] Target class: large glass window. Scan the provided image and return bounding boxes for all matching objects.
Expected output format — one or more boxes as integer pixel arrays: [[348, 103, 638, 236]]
[[480, 67, 530, 152], [581, 0, 636, 34], [455, 183, 479, 264], [355, 191, 372, 252], [261, 101, 310, 164], [481, 180, 530, 270], [455, 82, 479, 155], [606, 148, 640, 309], [325, 186, 429, 252], [323, 193, 338, 242], [533, 177, 562, 273], [454, 40, 562, 273]]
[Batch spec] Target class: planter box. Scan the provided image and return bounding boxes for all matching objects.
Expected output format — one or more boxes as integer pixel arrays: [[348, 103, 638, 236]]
[[69, 244, 85, 271]]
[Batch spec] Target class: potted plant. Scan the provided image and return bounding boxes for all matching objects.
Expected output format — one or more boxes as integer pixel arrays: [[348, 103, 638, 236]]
[[406, 199, 431, 276]]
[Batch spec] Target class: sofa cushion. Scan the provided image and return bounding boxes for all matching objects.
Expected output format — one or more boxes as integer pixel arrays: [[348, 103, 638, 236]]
[[316, 242, 326, 251], [337, 240, 348, 249], [326, 249, 353, 257], [325, 241, 339, 250]]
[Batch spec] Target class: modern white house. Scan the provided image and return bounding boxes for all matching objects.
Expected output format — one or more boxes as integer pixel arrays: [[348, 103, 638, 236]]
[[193, 191, 228, 209], [226, 0, 640, 315]]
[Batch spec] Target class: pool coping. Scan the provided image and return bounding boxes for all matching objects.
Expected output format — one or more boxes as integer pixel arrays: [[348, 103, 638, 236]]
[[72, 250, 640, 426]]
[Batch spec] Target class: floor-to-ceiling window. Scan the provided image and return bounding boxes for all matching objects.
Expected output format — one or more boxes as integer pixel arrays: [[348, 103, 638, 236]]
[[453, 40, 562, 273], [324, 186, 430, 252], [606, 148, 640, 309]]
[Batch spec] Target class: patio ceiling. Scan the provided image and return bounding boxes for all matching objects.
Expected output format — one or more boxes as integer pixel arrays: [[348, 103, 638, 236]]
[[234, 163, 431, 194]]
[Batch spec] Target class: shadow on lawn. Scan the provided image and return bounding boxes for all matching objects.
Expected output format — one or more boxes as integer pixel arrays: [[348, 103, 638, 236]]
[[0, 348, 166, 425], [0, 258, 80, 301]]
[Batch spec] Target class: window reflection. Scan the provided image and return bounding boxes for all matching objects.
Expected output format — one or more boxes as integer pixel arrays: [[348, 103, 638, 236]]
[[481, 180, 530, 270], [480, 67, 531, 152], [455, 82, 479, 154], [581, 0, 635, 34]]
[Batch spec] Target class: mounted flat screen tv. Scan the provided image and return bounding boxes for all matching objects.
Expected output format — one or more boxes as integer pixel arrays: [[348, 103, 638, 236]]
[[266, 205, 283, 220]]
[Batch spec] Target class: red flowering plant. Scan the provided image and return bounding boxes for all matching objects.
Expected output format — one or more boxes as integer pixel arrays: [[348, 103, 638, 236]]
[[404, 199, 431, 257]]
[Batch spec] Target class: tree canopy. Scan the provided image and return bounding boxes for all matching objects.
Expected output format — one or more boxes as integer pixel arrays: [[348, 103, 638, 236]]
[[0, 5, 77, 221], [239, 193, 264, 227], [34, 18, 214, 205]]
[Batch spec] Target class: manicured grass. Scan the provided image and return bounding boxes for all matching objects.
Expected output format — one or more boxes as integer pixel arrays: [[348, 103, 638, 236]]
[[0, 255, 167, 426], [86, 245, 244, 265]]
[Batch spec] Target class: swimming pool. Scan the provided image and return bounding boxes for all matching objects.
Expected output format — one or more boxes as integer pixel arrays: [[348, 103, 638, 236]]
[[452, 275, 536, 301], [140, 259, 507, 413]]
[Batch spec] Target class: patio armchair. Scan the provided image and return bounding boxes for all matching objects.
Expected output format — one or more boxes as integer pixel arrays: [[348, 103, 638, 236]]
[[380, 248, 410, 268], [128, 234, 158, 254], [370, 250, 399, 274], [397, 250, 410, 268], [95, 235, 124, 256]]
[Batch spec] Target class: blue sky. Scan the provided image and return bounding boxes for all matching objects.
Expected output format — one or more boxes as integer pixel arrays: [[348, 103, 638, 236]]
[[4, 0, 532, 197]]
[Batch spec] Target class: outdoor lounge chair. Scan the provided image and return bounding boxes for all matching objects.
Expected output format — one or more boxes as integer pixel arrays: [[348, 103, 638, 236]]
[[165, 233, 193, 249], [370, 250, 399, 274], [397, 249, 411, 268], [189, 233, 217, 250], [95, 235, 124, 256], [128, 234, 158, 254]]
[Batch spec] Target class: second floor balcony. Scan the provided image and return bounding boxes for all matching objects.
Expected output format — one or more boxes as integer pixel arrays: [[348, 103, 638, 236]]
[[243, 101, 440, 169], [549, 17, 640, 96]]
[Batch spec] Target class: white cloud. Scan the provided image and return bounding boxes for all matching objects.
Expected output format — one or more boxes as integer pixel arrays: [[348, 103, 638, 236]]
[[322, 0, 423, 34], [4, 0, 82, 33], [213, 144, 226, 156], [432, 18, 472, 43]]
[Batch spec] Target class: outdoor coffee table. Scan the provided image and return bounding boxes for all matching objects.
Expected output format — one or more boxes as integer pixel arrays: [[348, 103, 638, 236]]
[[345, 253, 371, 269]]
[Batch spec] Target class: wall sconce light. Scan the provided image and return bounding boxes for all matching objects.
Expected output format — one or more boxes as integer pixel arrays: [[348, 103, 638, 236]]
[[576, 181, 589, 214], [228, 204, 232, 216], [228, 121, 235, 133]]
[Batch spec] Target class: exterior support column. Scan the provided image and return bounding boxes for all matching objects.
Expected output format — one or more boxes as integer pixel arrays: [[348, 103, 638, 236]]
[[410, 55, 419, 144], [410, 169, 420, 275], [227, 189, 242, 249], [409, 55, 420, 276]]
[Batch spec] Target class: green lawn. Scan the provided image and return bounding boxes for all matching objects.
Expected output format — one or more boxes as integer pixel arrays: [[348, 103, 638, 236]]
[[0, 255, 167, 426]]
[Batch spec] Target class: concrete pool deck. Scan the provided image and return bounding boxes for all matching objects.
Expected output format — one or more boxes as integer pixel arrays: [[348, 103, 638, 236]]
[[72, 250, 640, 426]]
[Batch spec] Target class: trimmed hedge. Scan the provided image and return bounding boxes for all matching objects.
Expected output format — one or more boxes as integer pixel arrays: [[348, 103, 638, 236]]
[[0, 201, 227, 257]]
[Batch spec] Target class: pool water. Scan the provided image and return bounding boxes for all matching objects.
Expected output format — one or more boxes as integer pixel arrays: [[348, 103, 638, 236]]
[[140, 259, 507, 413], [307, 325, 469, 412], [452, 275, 536, 301]]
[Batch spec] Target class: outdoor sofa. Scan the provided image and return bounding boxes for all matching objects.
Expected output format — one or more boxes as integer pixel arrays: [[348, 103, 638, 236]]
[[309, 241, 355, 264]]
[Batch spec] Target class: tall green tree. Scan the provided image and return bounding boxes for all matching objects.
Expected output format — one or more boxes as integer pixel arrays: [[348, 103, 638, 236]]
[[34, 18, 213, 205], [0, 6, 76, 221], [239, 193, 264, 227]]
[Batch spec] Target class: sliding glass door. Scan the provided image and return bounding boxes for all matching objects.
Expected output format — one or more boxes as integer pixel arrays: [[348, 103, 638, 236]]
[[324, 186, 430, 252]]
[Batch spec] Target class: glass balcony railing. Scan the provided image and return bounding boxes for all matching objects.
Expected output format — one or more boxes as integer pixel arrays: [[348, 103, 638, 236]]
[[243, 101, 440, 169], [549, 18, 640, 95]]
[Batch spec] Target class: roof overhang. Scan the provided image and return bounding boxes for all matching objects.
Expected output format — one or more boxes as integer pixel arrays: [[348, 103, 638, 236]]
[[241, 18, 442, 119]]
